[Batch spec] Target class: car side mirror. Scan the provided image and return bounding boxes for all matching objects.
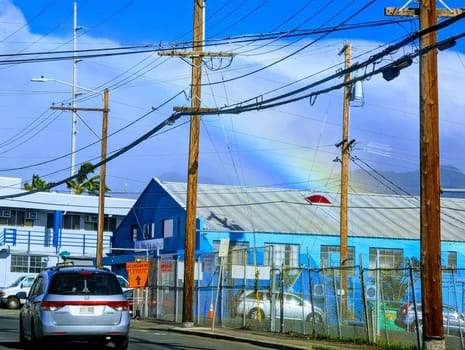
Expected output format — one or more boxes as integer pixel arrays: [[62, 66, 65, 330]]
[[17, 291, 27, 299]]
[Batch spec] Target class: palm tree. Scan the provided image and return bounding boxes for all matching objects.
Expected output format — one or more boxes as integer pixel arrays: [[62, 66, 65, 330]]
[[66, 162, 111, 195], [24, 174, 49, 192]]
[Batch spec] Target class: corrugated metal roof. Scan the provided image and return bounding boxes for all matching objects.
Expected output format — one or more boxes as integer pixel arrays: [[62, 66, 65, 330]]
[[158, 178, 465, 242]]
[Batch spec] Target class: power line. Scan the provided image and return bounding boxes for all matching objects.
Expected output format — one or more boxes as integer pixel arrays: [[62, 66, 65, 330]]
[[1, 12, 463, 200]]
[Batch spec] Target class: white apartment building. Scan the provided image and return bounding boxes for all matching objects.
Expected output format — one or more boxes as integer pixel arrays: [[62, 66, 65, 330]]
[[0, 177, 135, 286]]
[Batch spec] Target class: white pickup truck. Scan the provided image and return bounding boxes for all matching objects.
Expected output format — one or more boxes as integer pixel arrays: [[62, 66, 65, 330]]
[[0, 275, 36, 309]]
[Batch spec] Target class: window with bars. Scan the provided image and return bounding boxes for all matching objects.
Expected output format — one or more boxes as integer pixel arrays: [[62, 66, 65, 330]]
[[368, 247, 403, 270], [212, 240, 250, 265], [320, 245, 355, 268], [264, 243, 300, 267]]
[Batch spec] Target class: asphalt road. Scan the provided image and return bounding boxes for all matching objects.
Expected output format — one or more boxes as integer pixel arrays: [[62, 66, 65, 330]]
[[0, 309, 274, 350]]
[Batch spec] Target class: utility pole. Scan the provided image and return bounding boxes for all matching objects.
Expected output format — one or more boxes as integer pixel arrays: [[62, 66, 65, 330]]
[[51, 89, 110, 268], [159, 0, 232, 327], [385, 2, 464, 349], [96, 88, 109, 268], [338, 41, 351, 323]]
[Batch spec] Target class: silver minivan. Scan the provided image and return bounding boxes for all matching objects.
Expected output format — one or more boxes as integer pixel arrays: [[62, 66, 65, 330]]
[[19, 264, 130, 349]]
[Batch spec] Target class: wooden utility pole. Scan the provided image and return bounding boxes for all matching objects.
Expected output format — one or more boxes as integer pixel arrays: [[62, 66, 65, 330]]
[[159, 0, 232, 327], [385, 2, 464, 349], [51, 89, 110, 268], [96, 88, 109, 268], [339, 41, 351, 323]]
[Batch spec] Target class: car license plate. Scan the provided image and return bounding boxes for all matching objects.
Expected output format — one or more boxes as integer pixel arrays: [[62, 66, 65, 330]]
[[79, 306, 95, 314]]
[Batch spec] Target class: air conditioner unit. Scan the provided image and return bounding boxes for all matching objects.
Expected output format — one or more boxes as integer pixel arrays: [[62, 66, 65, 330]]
[[312, 284, 325, 298], [26, 211, 37, 220], [365, 285, 377, 300], [85, 215, 98, 223], [0, 210, 11, 218]]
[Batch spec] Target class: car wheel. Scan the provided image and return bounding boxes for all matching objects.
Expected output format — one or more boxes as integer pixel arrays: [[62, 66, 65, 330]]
[[307, 313, 324, 334], [247, 307, 265, 320], [114, 336, 129, 350], [7, 297, 20, 309], [29, 320, 42, 348]]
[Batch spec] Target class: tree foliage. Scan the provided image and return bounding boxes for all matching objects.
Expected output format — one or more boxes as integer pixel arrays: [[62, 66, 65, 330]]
[[66, 162, 111, 195], [24, 174, 49, 192]]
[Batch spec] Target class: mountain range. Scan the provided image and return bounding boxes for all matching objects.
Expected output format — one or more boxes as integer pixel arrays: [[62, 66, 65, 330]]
[[350, 165, 465, 198]]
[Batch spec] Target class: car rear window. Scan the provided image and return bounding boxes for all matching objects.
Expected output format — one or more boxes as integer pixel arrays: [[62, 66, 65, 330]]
[[48, 273, 122, 295], [246, 291, 269, 301]]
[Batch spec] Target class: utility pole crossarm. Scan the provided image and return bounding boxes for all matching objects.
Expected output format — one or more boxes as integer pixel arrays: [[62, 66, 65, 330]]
[[159, 50, 234, 58], [385, 7, 465, 16], [50, 106, 109, 112], [173, 107, 218, 114]]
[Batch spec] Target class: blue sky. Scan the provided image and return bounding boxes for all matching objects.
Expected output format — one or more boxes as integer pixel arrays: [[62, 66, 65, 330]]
[[1, 0, 465, 197]]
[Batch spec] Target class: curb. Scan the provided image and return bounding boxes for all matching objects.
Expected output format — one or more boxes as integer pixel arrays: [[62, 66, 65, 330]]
[[168, 327, 307, 350]]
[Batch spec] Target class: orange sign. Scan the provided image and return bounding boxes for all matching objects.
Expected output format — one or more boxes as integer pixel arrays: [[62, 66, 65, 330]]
[[125, 261, 149, 288]]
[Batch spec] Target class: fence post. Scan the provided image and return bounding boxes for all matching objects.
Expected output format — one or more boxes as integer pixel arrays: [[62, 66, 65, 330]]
[[307, 254, 316, 337], [359, 254, 371, 343], [408, 259, 421, 350], [241, 247, 247, 327], [175, 256, 179, 323]]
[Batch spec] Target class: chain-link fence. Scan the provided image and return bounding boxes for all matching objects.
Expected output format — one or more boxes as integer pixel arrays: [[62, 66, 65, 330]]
[[129, 248, 465, 350]]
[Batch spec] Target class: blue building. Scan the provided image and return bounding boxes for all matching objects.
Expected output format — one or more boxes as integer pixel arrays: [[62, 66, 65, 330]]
[[108, 177, 465, 274]]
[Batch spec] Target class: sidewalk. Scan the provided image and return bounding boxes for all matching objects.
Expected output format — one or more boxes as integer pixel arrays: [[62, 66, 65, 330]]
[[130, 318, 388, 350]]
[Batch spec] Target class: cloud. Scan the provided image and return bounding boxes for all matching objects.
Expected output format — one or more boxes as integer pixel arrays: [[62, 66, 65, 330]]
[[0, 1, 464, 196]]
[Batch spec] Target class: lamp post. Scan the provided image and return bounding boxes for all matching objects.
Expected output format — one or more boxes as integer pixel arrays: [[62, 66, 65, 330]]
[[31, 77, 102, 179], [32, 77, 109, 268]]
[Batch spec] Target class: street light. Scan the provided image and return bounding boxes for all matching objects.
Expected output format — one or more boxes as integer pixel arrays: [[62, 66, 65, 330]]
[[32, 76, 109, 268], [31, 76, 103, 179]]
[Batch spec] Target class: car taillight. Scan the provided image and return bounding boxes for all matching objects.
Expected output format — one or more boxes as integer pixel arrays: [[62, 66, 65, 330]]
[[110, 300, 129, 311], [41, 300, 129, 311]]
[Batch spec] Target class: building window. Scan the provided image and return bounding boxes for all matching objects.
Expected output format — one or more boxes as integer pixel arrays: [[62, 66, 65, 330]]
[[369, 247, 403, 270], [442, 251, 457, 270], [230, 241, 249, 265], [104, 216, 117, 231], [63, 213, 80, 230], [320, 245, 356, 268], [131, 224, 138, 242], [46, 213, 54, 229], [84, 215, 98, 231], [163, 219, 174, 238], [83, 216, 117, 232], [143, 223, 154, 240], [264, 243, 299, 267], [11, 254, 48, 273], [0, 209, 26, 227]]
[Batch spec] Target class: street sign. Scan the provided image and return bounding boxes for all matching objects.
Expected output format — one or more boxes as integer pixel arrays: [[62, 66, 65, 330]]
[[218, 238, 230, 258], [125, 261, 149, 288]]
